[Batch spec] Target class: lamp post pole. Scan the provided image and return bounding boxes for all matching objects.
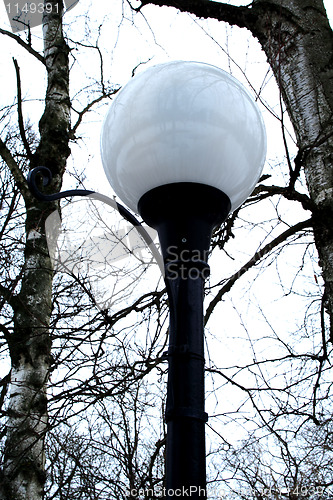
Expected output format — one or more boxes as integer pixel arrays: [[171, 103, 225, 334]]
[[164, 263, 208, 498], [138, 182, 231, 498]]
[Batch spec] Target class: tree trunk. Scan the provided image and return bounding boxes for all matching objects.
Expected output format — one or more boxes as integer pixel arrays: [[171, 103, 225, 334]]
[[250, 0, 333, 341], [1, 2, 70, 499]]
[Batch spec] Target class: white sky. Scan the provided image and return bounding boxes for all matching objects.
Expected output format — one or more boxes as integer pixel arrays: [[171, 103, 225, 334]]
[[0, 0, 332, 465], [0, 1, 331, 187], [0, 0, 331, 357]]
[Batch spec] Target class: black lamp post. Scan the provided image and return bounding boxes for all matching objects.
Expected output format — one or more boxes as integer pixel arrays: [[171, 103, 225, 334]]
[[29, 61, 266, 499], [138, 182, 231, 497], [100, 61, 266, 498]]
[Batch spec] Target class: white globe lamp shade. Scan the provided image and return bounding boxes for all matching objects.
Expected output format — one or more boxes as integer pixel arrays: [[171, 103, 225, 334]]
[[100, 61, 266, 214]]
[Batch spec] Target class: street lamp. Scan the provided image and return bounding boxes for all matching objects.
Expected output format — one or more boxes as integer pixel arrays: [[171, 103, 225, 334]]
[[28, 60, 266, 499], [100, 61, 266, 498]]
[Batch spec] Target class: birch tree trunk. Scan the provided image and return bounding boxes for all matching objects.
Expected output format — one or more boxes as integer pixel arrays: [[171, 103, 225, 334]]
[[0, 2, 70, 499], [139, 0, 333, 341], [250, 0, 333, 342]]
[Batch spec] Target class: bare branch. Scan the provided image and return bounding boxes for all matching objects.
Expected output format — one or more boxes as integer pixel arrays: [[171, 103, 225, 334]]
[[12, 58, 33, 162], [0, 137, 31, 201], [0, 28, 45, 65], [250, 184, 315, 211], [71, 89, 119, 138], [135, 0, 255, 29], [205, 218, 313, 323]]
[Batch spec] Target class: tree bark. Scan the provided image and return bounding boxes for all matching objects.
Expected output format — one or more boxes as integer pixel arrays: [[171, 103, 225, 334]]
[[249, 0, 333, 341], [0, 2, 70, 499], [139, 0, 333, 341]]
